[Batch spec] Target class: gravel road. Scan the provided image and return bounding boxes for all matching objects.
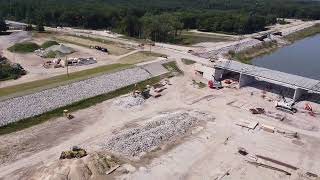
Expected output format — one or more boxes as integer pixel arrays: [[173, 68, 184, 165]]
[[0, 67, 153, 126], [0, 31, 32, 50]]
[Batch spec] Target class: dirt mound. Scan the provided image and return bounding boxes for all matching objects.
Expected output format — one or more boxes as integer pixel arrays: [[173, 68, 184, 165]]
[[29, 152, 120, 180]]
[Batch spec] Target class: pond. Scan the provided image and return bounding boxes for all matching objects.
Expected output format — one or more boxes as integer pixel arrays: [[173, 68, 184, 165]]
[[252, 34, 320, 80]]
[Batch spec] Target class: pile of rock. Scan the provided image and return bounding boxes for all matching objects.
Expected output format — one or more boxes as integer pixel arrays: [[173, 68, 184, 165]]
[[0, 67, 152, 126], [113, 95, 145, 109], [35, 44, 74, 57], [198, 38, 262, 59], [103, 111, 213, 157]]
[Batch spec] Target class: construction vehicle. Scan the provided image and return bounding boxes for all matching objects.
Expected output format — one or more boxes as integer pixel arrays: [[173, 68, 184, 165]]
[[273, 31, 283, 36], [63, 109, 74, 120], [208, 75, 223, 89], [275, 96, 297, 114], [132, 85, 151, 99], [60, 146, 87, 159], [305, 103, 316, 116], [93, 46, 108, 53]]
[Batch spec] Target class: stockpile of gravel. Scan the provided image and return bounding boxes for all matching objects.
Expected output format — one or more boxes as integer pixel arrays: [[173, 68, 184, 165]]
[[113, 95, 145, 109], [0, 67, 152, 127], [199, 38, 261, 59], [46, 44, 74, 54], [103, 111, 213, 157]]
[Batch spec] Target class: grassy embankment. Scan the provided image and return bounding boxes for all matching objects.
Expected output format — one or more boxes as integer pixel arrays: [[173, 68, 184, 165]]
[[228, 40, 278, 64], [285, 23, 320, 42], [163, 61, 184, 75], [41, 40, 59, 49], [175, 31, 233, 45], [181, 58, 196, 65], [118, 51, 165, 64], [7, 40, 59, 53], [0, 62, 180, 135], [0, 63, 131, 98]]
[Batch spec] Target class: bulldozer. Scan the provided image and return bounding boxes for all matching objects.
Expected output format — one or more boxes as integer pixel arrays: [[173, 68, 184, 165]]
[[60, 146, 87, 159]]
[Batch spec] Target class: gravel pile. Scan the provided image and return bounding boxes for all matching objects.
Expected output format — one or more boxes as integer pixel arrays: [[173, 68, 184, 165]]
[[46, 44, 74, 54], [103, 111, 213, 157], [199, 38, 261, 59], [113, 95, 145, 109], [0, 67, 152, 126]]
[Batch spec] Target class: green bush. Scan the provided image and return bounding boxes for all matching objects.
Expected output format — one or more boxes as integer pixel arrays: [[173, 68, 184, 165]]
[[0, 58, 26, 81], [181, 58, 196, 65], [45, 51, 57, 58], [24, 24, 33, 31], [41, 41, 59, 49], [8, 42, 40, 53]]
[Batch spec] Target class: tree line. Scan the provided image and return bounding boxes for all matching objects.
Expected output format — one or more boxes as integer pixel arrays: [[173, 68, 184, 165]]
[[0, 0, 319, 42]]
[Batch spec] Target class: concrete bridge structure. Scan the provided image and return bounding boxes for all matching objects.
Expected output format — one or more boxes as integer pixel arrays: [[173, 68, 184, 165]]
[[214, 60, 320, 101]]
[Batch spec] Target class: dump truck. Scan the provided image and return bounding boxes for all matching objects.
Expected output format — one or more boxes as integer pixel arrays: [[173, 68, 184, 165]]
[[60, 146, 87, 159]]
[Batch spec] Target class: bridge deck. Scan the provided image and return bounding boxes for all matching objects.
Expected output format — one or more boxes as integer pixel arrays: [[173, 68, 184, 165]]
[[214, 60, 320, 93]]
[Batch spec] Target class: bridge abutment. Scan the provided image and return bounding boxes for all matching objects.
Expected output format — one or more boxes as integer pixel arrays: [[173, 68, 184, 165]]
[[239, 73, 256, 88], [214, 68, 224, 80], [293, 88, 307, 101]]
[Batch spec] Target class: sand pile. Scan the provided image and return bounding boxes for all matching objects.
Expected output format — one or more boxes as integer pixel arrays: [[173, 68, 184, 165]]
[[29, 152, 120, 180]]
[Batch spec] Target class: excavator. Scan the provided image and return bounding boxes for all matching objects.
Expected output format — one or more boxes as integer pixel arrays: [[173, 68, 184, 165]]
[[275, 95, 297, 114]]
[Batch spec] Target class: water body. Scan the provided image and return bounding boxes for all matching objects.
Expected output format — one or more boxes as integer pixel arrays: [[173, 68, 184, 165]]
[[252, 34, 320, 80]]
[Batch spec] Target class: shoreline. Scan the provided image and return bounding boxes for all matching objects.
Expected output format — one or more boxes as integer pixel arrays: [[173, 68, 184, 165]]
[[230, 23, 320, 64]]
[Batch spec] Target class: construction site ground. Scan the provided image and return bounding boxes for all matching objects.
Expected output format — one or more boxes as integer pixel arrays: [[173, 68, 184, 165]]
[[0, 60, 320, 180]]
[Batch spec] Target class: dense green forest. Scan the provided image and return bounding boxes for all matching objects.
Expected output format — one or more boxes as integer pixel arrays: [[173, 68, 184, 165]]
[[0, 0, 320, 42]]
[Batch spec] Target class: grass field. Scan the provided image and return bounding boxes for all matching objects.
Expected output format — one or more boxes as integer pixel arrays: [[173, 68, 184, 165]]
[[119, 51, 164, 64], [0, 74, 168, 135], [0, 63, 131, 98], [55, 35, 132, 55], [122, 30, 232, 45], [285, 23, 320, 42], [174, 31, 232, 45]]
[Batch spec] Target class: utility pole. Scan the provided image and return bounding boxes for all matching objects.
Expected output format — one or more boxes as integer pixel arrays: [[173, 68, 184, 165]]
[[150, 43, 151, 53], [66, 56, 69, 78]]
